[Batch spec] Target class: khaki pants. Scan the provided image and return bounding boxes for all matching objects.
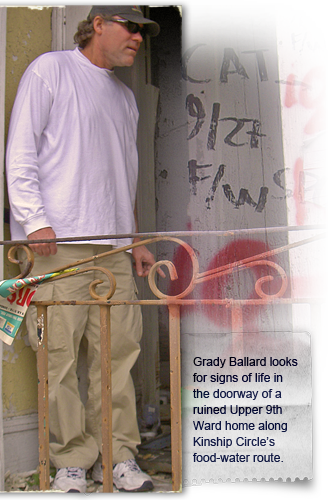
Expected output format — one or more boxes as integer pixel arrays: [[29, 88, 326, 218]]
[[22, 245, 142, 469]]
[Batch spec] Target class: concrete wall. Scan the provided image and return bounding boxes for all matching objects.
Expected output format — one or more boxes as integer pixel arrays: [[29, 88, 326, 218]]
[[151, 6, 292, 378], [2, 6, 52, 473]]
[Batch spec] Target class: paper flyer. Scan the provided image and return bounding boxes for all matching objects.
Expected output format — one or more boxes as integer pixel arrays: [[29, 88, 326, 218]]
[[0, 270, 77, 346]]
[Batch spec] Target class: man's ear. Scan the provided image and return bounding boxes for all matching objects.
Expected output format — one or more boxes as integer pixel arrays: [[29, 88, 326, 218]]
[[93, 16, 104, 35]]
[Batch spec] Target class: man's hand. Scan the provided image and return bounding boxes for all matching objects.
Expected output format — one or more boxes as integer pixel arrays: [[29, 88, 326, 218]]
[[132, 243, 166, 278], [28, 227, 57, 257]]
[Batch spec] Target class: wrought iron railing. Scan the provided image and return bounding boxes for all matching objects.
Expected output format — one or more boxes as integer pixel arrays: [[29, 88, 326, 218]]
[[2, 225, 324, 492]]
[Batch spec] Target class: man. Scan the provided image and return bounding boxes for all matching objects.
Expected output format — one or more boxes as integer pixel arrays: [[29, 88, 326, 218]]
[[6, 5, 160, 493]]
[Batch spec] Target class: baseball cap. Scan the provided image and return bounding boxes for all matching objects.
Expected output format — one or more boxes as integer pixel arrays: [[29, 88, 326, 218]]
[[88, 5, 160, 37]]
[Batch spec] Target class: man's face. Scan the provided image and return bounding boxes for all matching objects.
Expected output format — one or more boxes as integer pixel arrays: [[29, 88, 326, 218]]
[[95, 16, 143, 70]]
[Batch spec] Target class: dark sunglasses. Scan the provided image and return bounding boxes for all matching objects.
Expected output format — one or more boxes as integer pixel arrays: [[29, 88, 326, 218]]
[[110, 18, 146, 38]]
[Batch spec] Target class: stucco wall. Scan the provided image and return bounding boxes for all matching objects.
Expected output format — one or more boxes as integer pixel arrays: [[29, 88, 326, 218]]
[[2, 6, 52, 421]]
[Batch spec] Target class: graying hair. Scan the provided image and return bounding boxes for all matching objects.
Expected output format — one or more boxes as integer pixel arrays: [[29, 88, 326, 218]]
[[74, 14, 113, 49]]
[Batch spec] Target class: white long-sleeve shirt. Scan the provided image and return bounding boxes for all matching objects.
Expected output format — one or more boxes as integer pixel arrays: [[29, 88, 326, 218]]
[[6, 47, 139, 247]]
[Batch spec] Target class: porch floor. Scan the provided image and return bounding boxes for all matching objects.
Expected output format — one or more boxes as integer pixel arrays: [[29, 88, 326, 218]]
[[4, 426, 174, 492], [4, 468, 173, 493]]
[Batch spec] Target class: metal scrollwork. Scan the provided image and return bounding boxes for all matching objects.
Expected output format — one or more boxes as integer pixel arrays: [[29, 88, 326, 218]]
[[87, 266, 117, 300], [147, 237, 200, 299], [8, 244, 35, 279], [146, 237, 289, 302], [7, 236, 291, 303], [38, 266, 117, 301], [7, 245, 117, 301], [246, 260, 288, 299]]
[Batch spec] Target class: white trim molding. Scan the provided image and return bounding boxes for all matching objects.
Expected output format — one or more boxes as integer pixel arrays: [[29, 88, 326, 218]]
[[3, 414, 39, 475]]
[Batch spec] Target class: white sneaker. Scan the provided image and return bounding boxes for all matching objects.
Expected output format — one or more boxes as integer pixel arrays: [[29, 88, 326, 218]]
[[113, 459, 154, 492], [52, 467, 87, 493]]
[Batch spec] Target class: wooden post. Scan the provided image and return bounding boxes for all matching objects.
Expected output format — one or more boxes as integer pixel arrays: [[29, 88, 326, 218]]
[[99, 304, 113, 493], [37, 305, 50, 491], [168, 303, 182, 492]]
